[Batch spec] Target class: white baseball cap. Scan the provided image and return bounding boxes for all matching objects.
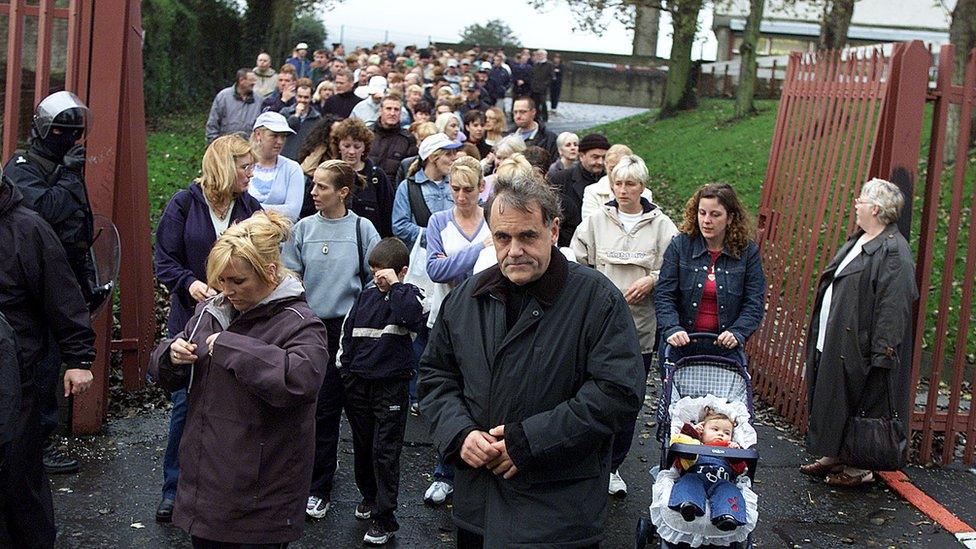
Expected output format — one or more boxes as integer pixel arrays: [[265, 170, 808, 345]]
[[354, 76, 388, 99], [478, 61, 491, 72], [295, 42, 309, 51], [252, 111, 295, 134], [418, 133, 463, 160]]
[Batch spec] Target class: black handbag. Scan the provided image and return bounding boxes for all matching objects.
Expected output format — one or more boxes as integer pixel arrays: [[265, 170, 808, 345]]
[[839, 369, 908, 471]]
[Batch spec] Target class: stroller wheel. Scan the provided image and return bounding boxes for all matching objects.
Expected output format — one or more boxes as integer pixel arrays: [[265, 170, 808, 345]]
[[635, 516, 654, 548]]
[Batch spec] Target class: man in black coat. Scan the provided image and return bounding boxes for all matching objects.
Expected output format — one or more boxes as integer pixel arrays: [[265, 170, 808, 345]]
[[3, 91, 101, 475], [529, 49, 554, 123], [280, 82, 321, 160], [260, 71, 297, 113], [549, 133, 609, 248], [368, 96, 417, 184], [508, 96, 558, 162], [418, 175, 643, 548], [321, 69, 361, 119], [0, 173, 95, 547]]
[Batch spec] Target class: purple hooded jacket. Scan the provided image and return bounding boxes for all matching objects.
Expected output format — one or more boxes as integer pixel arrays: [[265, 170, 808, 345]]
[[154, 183, 262, 336], [148, 276, 328, 543]]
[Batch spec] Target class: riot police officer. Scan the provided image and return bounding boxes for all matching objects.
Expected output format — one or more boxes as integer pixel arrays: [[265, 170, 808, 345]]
[[2, 91, 98, 475]]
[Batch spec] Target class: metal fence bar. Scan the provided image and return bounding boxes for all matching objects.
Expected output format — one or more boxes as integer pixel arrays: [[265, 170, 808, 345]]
[[2, 0, 25, 162], [34, 0, 54, 99]]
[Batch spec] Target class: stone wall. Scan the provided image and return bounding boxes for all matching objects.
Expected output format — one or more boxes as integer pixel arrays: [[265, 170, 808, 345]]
[[559, 63, 665, 108]]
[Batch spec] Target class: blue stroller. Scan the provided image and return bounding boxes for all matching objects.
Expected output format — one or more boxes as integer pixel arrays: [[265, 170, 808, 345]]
[[635, 333, 760, 549]]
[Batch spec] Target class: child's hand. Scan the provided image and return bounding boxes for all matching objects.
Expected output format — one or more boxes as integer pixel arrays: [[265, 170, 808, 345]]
[[693, 422, 704, 436], [729, 441, 741, 449], [374, 268, 400, 287]]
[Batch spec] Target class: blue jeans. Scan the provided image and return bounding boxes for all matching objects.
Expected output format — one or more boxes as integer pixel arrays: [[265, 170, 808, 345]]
[[162, 389, 187, 499], [433, 453, 454, 483], [668, 456, 747, 525]]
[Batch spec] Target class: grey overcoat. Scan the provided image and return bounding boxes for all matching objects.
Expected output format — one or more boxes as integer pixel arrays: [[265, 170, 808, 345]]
[[805, 223, 918, 458]]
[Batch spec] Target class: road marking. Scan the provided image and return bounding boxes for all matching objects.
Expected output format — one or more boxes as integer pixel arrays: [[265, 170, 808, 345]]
[[878, 470, 976, 546]]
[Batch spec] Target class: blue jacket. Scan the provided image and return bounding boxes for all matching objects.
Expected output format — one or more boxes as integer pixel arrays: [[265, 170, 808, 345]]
[[337, 282, 425, 378], [653, 233, 766, 346]]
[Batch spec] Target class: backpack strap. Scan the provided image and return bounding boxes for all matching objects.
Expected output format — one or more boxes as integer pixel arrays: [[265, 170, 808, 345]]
[[355, 216, 368, 288], [407, 177, 432, 228]]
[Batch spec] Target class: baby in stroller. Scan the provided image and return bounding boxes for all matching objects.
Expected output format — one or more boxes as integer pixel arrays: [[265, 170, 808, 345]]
[[640, 333, 759, 548], [668, 408, 747, 531]]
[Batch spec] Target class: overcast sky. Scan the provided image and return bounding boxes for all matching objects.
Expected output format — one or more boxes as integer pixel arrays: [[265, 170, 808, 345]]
[[320, 0, 719, 60]]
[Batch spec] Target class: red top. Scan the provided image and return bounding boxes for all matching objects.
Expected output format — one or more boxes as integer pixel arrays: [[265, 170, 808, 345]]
[[694, 250, 722, 333]]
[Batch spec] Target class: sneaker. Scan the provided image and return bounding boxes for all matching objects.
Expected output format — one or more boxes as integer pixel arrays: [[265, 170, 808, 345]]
[[363, 519, 393, 545], [679, 502, 700, 522], [355, 500, 374, 520], [306, 496, 330, 519], [43, 441, 79, 475], [712, 514, 739, 532], [608, 470, 627, 496], [423, 480, 453, 505], [410, 402, 420, 416]]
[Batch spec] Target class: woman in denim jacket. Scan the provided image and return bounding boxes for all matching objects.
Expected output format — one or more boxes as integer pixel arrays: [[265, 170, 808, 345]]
[[654, 183, 766, 362]]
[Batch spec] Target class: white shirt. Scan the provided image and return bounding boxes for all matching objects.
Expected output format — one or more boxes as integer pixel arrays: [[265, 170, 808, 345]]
[[617, 210, 642, 234], [205, 196, 234, 236], [816, 234, 869, 352]]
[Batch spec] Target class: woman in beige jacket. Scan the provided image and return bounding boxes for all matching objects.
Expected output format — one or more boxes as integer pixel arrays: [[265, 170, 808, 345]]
[[571, 153, 678, 496]]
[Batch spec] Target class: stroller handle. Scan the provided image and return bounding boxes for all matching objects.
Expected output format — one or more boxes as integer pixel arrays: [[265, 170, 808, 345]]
[[662, 331, 747, 364]]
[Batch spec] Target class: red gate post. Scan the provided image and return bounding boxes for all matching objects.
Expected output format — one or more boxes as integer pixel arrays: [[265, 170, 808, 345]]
[[71, 0, 154, 433]]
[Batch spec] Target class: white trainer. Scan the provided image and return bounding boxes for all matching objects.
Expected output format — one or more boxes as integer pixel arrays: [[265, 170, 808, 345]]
[[423, 480, 453, 505], [608, 470, 628, 496], [306, 495, 330, 519]]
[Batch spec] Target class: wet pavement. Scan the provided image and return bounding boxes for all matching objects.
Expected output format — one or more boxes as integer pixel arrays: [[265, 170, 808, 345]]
[[50, 375, 964, 548]]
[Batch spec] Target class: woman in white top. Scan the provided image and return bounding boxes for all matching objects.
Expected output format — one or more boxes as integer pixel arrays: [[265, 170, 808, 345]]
[[580, 143, 652, 223], [571, 154, 678, 494], [547, 131, 578, 179], [248, 111, 306, 222], [421, 156, 493, 506]]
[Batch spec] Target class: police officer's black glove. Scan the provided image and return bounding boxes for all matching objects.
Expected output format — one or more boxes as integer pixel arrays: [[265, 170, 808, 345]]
[[63, 144, 87, 172]]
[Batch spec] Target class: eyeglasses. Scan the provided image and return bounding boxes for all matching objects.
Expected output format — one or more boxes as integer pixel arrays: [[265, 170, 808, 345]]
[[237, 163, 254, 172]]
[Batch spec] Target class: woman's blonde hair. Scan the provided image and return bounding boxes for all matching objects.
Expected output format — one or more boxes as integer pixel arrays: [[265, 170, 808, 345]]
[[206, 210, 293, 290], [605, 144, 633, 168], [450, 156, 483, 190], [407, 147, 451, 179], [196, 135, 255, 207], [434, 112, 457, 133], [313, 80, 335, 103], [315, 159, 366, 204], [410, 121, 438, 143], [495, 153, 533, 183]]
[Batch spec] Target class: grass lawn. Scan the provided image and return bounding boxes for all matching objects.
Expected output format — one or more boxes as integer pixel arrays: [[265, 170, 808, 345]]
[[585, 99, 779, 218], [146, 110, 209, 229]]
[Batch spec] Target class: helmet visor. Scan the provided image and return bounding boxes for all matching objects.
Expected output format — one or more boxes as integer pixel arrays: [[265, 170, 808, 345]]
[[34, 91, 90, 139]]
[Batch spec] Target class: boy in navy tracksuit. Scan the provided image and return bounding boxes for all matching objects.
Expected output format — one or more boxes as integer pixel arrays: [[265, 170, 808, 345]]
[[337, 237, 425, 545]]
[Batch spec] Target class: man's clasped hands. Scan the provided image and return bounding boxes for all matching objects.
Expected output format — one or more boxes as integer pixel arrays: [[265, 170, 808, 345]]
[[460, 426, 518, 480]]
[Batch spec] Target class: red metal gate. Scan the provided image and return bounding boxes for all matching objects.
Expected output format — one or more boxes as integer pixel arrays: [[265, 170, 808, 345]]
[[1, 0, 154, 433], [750, 40, 976, 466]]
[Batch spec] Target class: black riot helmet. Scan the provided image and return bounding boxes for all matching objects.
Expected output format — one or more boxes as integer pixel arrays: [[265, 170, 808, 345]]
[[32, 91, 90, 140]]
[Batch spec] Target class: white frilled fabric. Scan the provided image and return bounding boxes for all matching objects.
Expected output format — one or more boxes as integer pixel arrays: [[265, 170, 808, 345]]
[[648, 395, 760, 547]]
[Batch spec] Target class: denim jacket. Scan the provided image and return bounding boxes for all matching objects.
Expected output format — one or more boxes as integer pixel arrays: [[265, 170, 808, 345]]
[[654, 233, 766, 345]]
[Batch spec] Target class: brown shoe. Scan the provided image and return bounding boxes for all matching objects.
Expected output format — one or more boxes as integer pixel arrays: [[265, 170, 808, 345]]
[[825, 470, 874, 488], [799, 460, 843, 477]]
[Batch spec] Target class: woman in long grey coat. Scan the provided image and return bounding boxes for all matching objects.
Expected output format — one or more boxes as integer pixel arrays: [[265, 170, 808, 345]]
[[802, 178, 917, 488]]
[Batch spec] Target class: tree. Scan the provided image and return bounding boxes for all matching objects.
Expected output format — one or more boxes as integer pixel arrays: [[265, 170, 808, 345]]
[[945, 0, 976, 164], [632, 1, 661, 57], [291, 15, 328, 51], [660, 0, 704, 118], [530, 0, 702, 117], [817, 0, 856, 51], [242, 0, 341, 66], [458, 19, 521, 48], [734, 0, 765, 118]]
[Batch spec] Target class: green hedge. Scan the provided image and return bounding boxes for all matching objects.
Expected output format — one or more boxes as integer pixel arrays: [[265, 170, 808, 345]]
[[142, 0, 246, 117]]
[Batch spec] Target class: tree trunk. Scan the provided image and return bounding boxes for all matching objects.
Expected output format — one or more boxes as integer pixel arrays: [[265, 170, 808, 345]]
[[660, 0, 703, 118], [243, 0, 275, 62], [946, 0, 976, 164], [817, 0, 856, 52], [633, 1, 661, 58], [268, 0, 297, 65], [734, 0, 765, 118]]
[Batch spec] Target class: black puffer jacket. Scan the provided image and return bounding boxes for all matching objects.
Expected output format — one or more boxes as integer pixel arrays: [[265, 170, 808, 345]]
[[368, 122, 418, 183], [0, 312, 21, 447]]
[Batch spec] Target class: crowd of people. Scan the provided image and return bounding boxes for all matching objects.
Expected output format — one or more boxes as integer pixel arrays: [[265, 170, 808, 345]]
[[0, 39, 918, 549]]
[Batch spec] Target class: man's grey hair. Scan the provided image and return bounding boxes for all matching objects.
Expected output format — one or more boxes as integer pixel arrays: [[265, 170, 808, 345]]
[[485, 173, 563, 227], [859, 177, 904, 225], [236, 68, 254, 82]]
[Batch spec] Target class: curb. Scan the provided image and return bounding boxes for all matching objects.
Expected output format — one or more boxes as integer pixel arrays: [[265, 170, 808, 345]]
[[877, 470, 976, 546]]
